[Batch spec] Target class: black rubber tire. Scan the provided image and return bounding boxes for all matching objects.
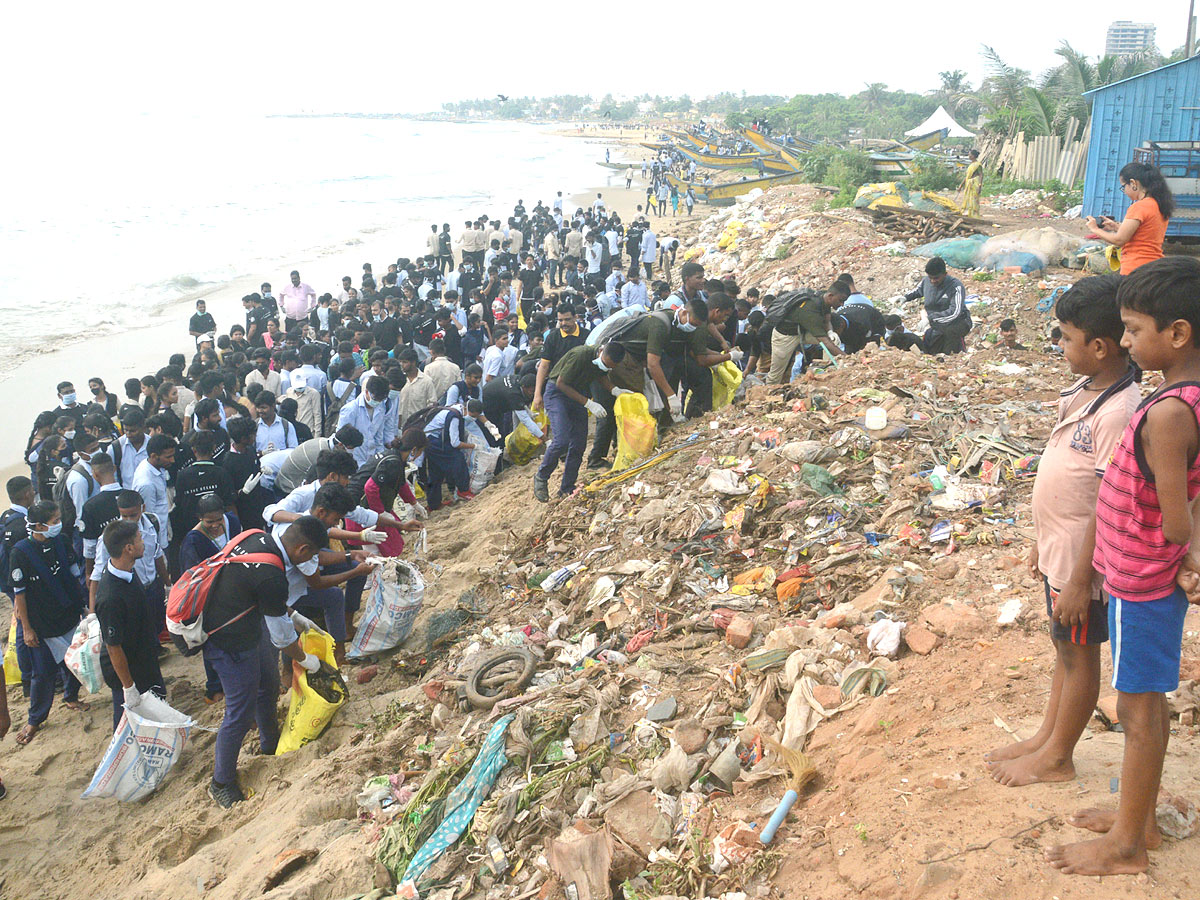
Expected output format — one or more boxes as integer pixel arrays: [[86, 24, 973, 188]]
[[465, 649, 537, 710]]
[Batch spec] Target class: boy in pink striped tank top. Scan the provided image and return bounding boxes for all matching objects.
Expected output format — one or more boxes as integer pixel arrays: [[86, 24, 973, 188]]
[[987, 276, 1140, 789], [1047, 257, 1200, 876]]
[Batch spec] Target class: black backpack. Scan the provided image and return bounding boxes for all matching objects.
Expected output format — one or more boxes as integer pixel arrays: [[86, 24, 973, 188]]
[[764, 289, 819, 330], [0, 509, 26, 596]]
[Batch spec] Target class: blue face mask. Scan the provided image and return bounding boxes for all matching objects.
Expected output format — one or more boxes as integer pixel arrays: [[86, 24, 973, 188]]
[[677, 322, 697, 333], [42, 522, 62, 539], [61, 392, 77, 405], [366, 396, 382, 409]]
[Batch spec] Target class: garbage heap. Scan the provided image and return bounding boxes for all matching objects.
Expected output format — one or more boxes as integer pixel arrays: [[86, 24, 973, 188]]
[[352, 341, 1084, 900]]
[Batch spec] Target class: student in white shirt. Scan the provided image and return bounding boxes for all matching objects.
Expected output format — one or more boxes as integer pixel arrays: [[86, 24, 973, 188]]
[[481, 328, 516, 383]]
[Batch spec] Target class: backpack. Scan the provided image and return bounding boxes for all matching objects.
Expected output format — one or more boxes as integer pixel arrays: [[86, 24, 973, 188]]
[[166, 529, 285, 652], [51, 463, 94, 535], [0, 509, 26, 596], [764, 289, 818, 331], [323, 380, 356, 437], [587, 308, 672, 349]]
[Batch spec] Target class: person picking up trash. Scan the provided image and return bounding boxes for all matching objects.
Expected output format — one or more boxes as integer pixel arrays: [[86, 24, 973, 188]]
[[95, 519, 167, 732], [198, 516, 342, 808], [901, 256, 971, 355], [986, 275, 1139, 789], [1047, 258, 1200, 877], [533, 342, 629, 502]]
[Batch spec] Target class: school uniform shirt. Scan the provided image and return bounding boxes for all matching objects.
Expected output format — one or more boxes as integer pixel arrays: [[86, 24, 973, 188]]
[[424, 409, 468, 448], [96, 563, 160, 691], [337, 394, 399, 466], [640, 230, 658, 263], [113, 433, 149, 488], [220, 447, 268, 530], [10, 537, 83, 640], [80, 483, 123, 561], [482, 344, 517, 381], [482, 375, 544, 438], [92, 514, 164, 587], [620, 281, 649, 309], [64, 459, 98, 532], [178, 513, 240, 572], [171, 460, 236, 535], [131, 459, 170, 544], [542, 325, 590, 369], [585, 242, 603, 274], [425, 359, 462, 399], [291, 364, 329, 393], [245, 305, 270, 344], [265, 480, 380, 530], [1031, 368, 1141, 590], [203, 531, 291, 653], [256, 416, 298, 453], [1, 506, 29, 582]]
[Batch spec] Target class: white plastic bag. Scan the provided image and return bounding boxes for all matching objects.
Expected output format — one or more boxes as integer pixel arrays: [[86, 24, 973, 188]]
[[348, 560, 425, 658], [469, 446, 502, 494], [867, 618, 905, 658], [64, 614, 103, 695], [82, 694, 195, 802]]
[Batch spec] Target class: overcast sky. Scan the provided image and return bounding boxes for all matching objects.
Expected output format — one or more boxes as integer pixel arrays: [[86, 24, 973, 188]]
[[4, 1, 1192, 121]]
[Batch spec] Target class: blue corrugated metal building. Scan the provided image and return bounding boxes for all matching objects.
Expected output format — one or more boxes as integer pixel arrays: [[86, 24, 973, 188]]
[[1083, 56, 1200, 238]]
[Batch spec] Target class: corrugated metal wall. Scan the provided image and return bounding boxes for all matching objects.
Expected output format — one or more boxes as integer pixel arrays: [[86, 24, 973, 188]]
[[1082, 56, 1200, 237]]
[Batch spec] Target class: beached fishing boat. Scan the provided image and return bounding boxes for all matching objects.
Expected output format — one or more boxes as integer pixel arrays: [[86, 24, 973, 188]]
[[596, 161, 629, 170], [678, 146, 771, 170], [666, 170, 803, 206]]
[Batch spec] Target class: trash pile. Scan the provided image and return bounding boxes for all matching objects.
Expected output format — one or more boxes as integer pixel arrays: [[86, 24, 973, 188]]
[[347, 343, 1083, 900]]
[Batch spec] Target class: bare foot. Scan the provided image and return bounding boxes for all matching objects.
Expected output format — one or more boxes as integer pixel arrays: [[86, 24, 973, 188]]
[[985, 733, 1048, 763], [989, 748, 1076, 787], [1044, 835, 1148, 875], [1069, 808, 1162, 850], [63, 700, 85, 711]]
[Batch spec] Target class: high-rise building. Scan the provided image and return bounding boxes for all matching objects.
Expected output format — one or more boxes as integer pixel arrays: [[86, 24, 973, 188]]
[[1105, 20, 1157, 56]]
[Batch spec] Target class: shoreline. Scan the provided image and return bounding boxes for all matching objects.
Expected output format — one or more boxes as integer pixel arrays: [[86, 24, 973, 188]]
[[0, 132, 677, 484]]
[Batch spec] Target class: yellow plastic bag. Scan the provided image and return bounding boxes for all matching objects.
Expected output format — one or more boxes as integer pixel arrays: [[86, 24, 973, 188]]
[[276, 629, 348, 755], [612, 393, 658, 472], [4, 617, 21, 686], [504, 410, 550, 466], [712, 361, 744, 410]]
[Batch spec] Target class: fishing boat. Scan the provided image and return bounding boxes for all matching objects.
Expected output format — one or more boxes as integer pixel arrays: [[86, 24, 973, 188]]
[[596, 161, 629, 170], [678, 146, 771, 170], [666, 170, 803, 206]]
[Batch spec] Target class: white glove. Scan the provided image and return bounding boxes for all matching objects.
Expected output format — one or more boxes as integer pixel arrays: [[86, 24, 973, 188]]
[[241, 472, 263, 495], [361, 529, 387, 544], [730, 348, 744, 364], [667, 394, 685, 423], [888, 294, 907, 305], [298, 652, 321, 674], [265, 442, 277, 453], [290, 611, 317, 633], [584, 399, 607, 418], [123, 684, 143, 708], [611, 387, 634, 398]]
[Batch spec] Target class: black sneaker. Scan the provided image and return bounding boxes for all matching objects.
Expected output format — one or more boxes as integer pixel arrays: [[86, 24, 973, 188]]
[[533, 474, 549, 503], [586, 459, 607, 470], [208, 780, 245, 809]]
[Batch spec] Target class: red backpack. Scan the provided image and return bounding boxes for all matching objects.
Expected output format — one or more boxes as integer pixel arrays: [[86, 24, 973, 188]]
[[166, 529, 285, 652]]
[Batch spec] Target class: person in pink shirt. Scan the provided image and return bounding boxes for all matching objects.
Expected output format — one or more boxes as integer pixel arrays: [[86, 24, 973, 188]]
[[280, 270, 316, 331]]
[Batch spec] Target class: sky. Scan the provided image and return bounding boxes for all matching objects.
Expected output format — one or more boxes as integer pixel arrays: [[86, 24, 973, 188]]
[[3, 1, 1193, 123]]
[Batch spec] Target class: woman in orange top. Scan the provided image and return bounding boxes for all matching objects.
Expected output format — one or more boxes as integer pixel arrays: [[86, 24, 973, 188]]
[[1086, 162, 1174, 274]]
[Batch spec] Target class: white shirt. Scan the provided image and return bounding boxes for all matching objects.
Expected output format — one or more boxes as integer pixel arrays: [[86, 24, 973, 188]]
[[606, 229, 620, 254], [553, 196, 563, 213], [114, 433, 148, 488], [92, 514, 164, 586], [291, 364, 328, 393], [256, 416, 297, 453], [132, 460, 170, 543], [586, 242, 603, 275], [640, 230, 658, 263], [482, 344, 517, 381], [621, 280, 649, 308], [65, 460, 97, 533]]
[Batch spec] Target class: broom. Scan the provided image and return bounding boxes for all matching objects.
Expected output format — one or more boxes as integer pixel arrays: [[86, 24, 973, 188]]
[[759, 736, 816, 844]]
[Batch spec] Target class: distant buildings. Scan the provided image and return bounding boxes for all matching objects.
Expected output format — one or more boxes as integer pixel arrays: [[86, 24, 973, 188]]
[[1105, 20, 1157, 56]]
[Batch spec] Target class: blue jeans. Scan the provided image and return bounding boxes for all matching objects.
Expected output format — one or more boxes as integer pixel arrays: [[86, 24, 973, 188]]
[[537, 383, 588, 496], [28, 631, 81, 727], [202, 621, 281, 785]]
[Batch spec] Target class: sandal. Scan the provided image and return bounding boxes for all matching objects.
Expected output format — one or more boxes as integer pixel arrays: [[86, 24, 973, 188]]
[[63, 700, 86, 711], [15, 724, 38, 746]]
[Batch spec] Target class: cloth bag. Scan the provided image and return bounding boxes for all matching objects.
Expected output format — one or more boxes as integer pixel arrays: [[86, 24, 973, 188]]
[[64, 613, 103, 695], [82, 694, 196, 801], [276, 629, 349, 754], [348, 561, 425, 659]]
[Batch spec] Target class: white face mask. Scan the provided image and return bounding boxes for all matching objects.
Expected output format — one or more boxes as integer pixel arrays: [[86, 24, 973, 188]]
[[593, 357, 611, 373], [677, 321, 697, 333], [366, 396, 381, 409], [64, 430, 76, 440]]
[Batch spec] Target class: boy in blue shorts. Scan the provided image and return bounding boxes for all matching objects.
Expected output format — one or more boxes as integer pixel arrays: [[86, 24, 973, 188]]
[[987, 276, 1140, 787], [1047, 256, 1200, 876]]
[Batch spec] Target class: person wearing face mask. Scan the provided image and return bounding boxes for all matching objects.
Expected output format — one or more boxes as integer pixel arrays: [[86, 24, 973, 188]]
[[533, 342, 627, 502], [54, 381, 86, 432], [87, 377, 118, 419], [246, 349, 282, 394], [56, 431, 101, 564], [11, 500, 86, 746], [337, 376, 398, 466]]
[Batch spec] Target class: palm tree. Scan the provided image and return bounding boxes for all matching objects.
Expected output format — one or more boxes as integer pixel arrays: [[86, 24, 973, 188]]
[[1043, 41, 1160, 132], [978, 45, 1031, 110]]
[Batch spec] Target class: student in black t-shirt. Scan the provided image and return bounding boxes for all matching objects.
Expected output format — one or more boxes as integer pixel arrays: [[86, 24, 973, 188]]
[[189, 299, 217, 337], [220, 417, 269, 530], [95, 519, 165, 731], [11, 500, 85, 745], [202, 516, 338, 807], [173, 430, 236, 537]]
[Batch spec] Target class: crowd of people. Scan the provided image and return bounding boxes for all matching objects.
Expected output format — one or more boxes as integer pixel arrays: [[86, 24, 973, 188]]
[[2, 154, 1196, 884]]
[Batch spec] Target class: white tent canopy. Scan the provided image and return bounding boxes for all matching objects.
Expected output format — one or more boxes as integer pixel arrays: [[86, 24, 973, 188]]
[[906, 105, 975, 139]]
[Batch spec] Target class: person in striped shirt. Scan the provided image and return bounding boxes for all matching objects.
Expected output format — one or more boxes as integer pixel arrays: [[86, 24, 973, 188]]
[[1047, 257, 1200, 877]]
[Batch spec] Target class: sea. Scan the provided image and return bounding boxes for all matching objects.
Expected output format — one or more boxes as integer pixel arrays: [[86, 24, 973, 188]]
[[0, 115, 607, 365]]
